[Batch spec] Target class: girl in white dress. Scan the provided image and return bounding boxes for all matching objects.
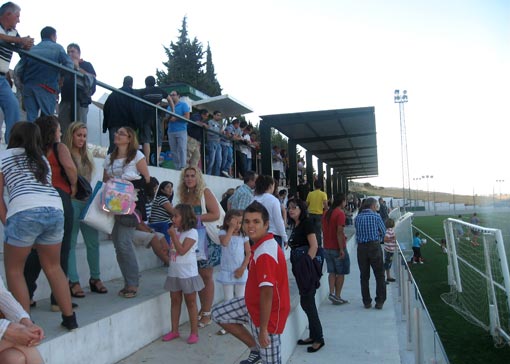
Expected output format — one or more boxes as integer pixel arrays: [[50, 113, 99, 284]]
[[163, 204, 204, 345], [216, 209, 250, 300]]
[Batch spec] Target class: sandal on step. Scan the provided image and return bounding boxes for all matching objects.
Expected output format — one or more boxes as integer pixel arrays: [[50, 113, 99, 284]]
[[118, 288, 137, 298], [89, 278, 108, 294], [198, 311, 212, 328], [69, 282, 85, 298], [297, 338, 314, 345]]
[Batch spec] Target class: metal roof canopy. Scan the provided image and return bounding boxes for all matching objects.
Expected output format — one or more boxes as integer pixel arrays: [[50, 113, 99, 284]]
[[192, 94, 253, 118], [260, 107, 378, 179]]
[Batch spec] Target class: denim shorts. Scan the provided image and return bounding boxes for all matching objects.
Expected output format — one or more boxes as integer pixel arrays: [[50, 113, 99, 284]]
[[5, 207, 64, 247], [324, 248, 350, 275], [384, 250, 395, 270]]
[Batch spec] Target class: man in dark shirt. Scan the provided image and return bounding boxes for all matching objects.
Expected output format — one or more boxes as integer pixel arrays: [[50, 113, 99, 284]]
[[103, 76, 137, 153], [58, 43, 96, 133], [138, 75, 174, 164], [188, 109, 209, 169], [378, 197, 389, 222]]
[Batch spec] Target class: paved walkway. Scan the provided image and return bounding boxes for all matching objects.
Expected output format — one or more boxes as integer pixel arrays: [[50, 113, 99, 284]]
[[118, 230, 406, 364]]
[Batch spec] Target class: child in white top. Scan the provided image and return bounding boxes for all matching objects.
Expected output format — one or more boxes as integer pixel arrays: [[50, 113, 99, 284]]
[[163, 204, 204, 345], [383, 218, 397, 282], [216, 210, 250, 301]]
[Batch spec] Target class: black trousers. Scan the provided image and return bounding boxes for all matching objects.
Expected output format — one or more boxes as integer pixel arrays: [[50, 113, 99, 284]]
[[24, 188, 73, 305], [357, 241, 386, 305], [291, 247, 324, 343]]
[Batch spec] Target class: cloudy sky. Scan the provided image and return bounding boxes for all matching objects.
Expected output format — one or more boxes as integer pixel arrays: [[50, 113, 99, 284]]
[[16, 0, 509, 195]]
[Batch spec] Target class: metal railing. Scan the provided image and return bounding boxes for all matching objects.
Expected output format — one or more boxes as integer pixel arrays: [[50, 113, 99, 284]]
[[395, 213, 450, 364], [2, 41, 253, 174]]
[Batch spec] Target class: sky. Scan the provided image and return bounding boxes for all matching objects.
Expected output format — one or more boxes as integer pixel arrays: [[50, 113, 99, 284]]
[[15, 0, 510, 196]]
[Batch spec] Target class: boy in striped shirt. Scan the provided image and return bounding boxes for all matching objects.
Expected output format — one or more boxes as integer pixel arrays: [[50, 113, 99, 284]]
[[383, 218, 397, 283]]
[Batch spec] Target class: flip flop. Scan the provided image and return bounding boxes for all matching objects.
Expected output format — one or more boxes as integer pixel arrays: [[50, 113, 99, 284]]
[[118, 288, 137, 298]]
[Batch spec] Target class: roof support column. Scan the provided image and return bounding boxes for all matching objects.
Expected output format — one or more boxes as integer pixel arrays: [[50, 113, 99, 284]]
[[259, 120, 272, 176], [343, 176, 349, 194], [337, 172, 343, 194], [317, 159, 324, 191], [332, 170, 338, 195], [288, 140, 297, 197], [306, 151, 313, 191], [326, 166, 332, 198], [339, 174, 345, 194]]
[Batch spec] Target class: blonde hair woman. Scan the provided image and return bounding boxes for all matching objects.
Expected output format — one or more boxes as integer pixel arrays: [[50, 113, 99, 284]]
[[177, 166, 221, 327], [63, 121, 107, 297]]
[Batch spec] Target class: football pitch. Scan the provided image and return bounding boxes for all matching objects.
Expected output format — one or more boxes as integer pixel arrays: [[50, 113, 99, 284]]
[[411, 213, 510, 364]]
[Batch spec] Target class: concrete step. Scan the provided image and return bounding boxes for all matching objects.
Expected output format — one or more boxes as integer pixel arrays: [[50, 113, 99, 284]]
[[29, 247, 328, 364]]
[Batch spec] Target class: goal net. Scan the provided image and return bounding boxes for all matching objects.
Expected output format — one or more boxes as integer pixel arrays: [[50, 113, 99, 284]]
[[442, 218, 510, 346]]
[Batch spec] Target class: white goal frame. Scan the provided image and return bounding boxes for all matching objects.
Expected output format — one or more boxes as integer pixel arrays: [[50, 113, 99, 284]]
[[443, 218, 510, 345]]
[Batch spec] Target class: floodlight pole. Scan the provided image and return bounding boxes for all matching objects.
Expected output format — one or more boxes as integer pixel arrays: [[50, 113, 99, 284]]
[[394, 89, 411, 210], [422, 175, 433, 212], [496, 179, 504, 207], [413, 177, 421, 208]]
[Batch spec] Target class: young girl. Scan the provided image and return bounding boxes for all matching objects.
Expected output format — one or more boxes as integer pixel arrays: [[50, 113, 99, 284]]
[[149, 181, 175, 244], [216, 209, 250, 301], [412, 231, 424, 264], [163, 204, 204, 345], [383, 218, 397, 283]]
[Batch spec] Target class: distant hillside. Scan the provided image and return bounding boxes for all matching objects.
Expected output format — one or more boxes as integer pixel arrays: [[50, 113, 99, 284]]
[[348, 182, 500, 206]]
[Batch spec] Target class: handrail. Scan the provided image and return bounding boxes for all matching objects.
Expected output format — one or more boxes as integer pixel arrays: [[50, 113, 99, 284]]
[[1, 41, 251, 170]]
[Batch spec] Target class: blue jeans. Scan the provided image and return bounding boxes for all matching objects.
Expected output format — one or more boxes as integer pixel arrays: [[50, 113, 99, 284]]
[[23, 85, 57, 121], [167, 130, 187, 170], [221, 144, 233, 174], [0, 76, 20, 143], [206, 141, 222, 176]]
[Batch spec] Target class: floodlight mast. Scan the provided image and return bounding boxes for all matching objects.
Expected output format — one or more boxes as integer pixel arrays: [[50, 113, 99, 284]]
[[394, 89, 411, 209]]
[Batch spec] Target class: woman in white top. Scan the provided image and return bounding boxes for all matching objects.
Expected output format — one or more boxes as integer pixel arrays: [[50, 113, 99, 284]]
[[103, 127, 150, 298], [252, 175, 287, 247]]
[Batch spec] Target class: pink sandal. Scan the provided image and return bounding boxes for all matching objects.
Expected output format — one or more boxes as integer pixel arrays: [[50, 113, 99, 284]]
[[162, 331, 180, 342], [187, 333, 199, 344]]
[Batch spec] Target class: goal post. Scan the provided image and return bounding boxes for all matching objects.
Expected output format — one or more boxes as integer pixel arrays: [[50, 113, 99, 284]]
[[443, 218, 510, 346]]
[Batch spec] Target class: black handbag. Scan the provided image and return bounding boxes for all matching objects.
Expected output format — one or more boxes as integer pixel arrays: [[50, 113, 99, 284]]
[[75, 175, 92, 201]]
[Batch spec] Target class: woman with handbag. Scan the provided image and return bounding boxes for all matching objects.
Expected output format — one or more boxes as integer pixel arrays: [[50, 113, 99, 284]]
[[288, 199, 325, 353], [103, 127, 150, 298], [177, 166, 221, 327], [64, 121, 107, 297]]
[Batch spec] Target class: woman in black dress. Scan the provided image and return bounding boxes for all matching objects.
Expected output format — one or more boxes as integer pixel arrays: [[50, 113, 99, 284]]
[[287, 199, 325, 353]]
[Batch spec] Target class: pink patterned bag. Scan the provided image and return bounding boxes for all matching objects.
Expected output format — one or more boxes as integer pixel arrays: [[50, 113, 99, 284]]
[[101, 178, 137, 215]]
